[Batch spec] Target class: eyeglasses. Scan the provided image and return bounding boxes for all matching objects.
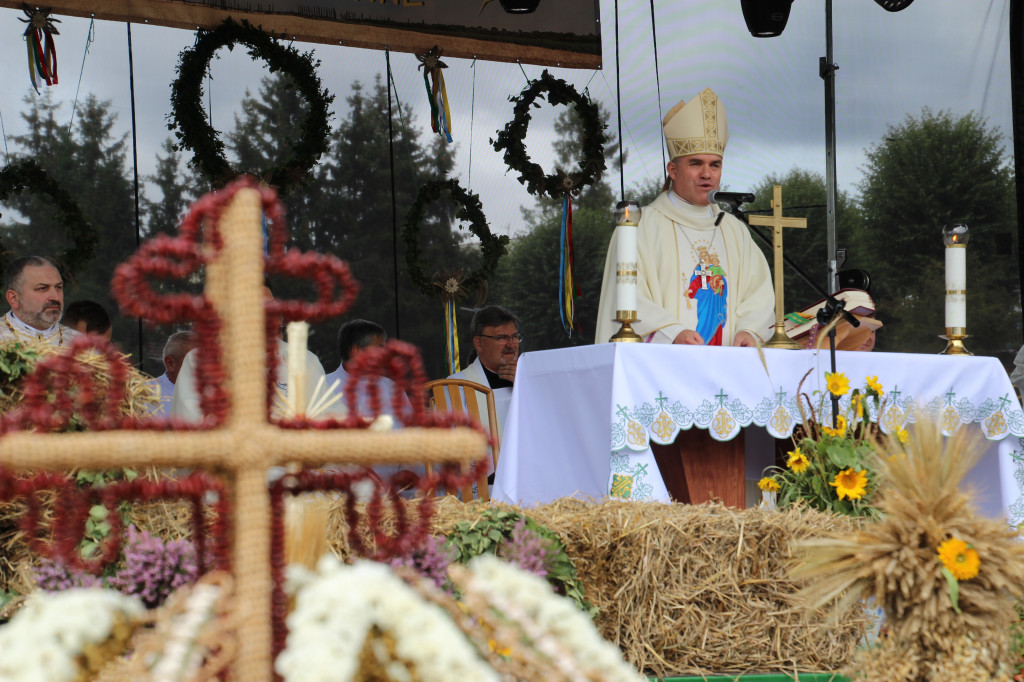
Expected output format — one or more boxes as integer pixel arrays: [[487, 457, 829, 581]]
[[476, 333, 523, 344]]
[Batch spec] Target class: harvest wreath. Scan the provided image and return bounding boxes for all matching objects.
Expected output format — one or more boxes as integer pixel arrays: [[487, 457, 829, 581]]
[[492, 70, 606, 199], [0, 159, 97, 279], [169, 18, 333, 194], [402, 177, 508, 299]]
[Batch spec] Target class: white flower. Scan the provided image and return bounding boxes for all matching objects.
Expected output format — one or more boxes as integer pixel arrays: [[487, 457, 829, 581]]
[[277, 556, 498, 682], [466, 555, 645, 682], [0, 588, 143, 682]]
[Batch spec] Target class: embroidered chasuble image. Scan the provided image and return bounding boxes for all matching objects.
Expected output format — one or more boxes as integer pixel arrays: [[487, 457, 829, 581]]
[[678, 227, 729, 346]]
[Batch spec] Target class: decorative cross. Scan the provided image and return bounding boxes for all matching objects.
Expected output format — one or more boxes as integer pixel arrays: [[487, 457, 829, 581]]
[[748, 185, 807, 349], [695, 259, 713, 290], [0, 181, 485, 681], [616, 404, 631, 421], [776, 386, 788, 405], [715, 388, 729, 407], [655, 391, 668, 410]]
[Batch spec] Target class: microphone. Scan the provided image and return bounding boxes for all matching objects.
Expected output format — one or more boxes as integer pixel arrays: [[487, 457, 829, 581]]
[[707, 190, 755, 205]]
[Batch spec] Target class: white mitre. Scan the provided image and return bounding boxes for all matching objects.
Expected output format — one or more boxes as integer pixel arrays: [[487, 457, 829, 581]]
[[662, 87, 729, 161]]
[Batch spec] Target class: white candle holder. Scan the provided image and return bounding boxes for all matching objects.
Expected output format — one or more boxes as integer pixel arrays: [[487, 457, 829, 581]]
[[610, 200, 643, 343], [940, 223, 972, 356]]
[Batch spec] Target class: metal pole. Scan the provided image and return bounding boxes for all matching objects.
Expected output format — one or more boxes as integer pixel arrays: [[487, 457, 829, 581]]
[[821, 0, 839, 295]]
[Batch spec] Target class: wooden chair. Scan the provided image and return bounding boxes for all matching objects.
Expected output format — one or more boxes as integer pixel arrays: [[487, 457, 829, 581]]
[[423, 378, 501, 502]]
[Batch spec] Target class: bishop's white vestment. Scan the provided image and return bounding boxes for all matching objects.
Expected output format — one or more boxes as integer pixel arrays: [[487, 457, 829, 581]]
[[595, 191, 775, 345]]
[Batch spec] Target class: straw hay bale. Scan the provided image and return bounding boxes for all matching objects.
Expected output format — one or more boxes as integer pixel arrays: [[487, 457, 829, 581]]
[[328, 496, 865, 678]]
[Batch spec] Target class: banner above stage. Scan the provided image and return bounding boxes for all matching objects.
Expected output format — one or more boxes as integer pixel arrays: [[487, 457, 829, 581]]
[[0, 0, 602, 69]]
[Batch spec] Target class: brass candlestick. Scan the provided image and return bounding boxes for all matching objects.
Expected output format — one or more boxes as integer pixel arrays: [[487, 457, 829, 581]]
[[939, 328, 972, 356], [610, 310, 642, 343]]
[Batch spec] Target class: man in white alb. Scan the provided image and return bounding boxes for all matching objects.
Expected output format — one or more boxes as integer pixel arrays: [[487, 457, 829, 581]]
[[0, 256, 80, 348], [596, 88, 774, 346]]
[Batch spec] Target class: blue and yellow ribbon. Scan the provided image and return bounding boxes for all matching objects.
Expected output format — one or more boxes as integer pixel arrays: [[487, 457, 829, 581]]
[[445, 298, 460, 375], [558, 194, 578, 335]]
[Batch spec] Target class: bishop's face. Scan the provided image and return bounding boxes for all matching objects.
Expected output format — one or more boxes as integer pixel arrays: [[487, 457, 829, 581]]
[[6, 263, 64, 331], [667, 154, 722, 206]]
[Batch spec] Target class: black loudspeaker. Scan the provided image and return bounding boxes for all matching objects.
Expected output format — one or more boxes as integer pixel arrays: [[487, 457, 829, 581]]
[[740, 0, 794, 38], [838, 269, 872, 292], [499, 0, 540, 13]]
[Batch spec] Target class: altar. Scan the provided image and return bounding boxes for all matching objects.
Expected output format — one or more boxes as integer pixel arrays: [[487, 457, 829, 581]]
[[492, 343, 1024, 521]]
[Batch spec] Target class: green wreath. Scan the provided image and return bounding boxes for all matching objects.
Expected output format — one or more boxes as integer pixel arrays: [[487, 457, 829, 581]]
[[492, 70, 607, 199], [0, 159, 98, 279], [169, 18, 333, 194], [402, 178, 508, 298]]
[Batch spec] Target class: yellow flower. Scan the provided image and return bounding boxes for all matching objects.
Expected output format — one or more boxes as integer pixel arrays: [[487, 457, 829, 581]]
[[758, 477, 781, 493], [826, 372, 850, 397], [830, 468, 868, 501], [938, 537, 980, 581], [897, 428, 909, 444], [787, 447, 810, 473], [821, 414, 848, 437], [866, 375, 883, 395], [851, 394, 864, 418], [488, 638, 512, 658]]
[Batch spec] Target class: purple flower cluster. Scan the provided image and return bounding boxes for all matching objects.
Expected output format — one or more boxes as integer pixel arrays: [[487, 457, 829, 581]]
[[500, 519, 551, 579], [35, 526, 199, 609], [389, 535, 455, 591], [110, 526, 198, 608], [34, 560, 100, 592]]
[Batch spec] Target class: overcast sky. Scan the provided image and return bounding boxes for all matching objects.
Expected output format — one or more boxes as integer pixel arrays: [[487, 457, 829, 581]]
[[0, 0, 1012, 240]]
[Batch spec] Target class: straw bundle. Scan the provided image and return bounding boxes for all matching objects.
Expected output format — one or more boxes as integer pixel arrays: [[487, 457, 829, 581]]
[[328, 496, 865, 678], [795, 419, 1024, 681]]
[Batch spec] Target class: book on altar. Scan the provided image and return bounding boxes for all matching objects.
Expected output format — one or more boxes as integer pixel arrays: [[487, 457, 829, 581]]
[[784, 288, 883, 351]]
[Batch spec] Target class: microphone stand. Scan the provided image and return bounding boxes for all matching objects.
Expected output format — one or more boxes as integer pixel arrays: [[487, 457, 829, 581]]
[[730, 203, 857, 428]]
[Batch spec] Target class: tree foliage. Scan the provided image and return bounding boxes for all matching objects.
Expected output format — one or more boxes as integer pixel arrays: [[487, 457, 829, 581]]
[[848, 108, 1018, 355]]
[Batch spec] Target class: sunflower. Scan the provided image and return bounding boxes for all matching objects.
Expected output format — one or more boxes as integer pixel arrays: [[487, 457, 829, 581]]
[[937, 537, 980, 581], [787, 447, 810, 473], [758, 476, 781, 493], [826, 371, 850, 397], [866, 375, 883, 395], [897, 428, 909, 444], [822, 414, 848, 437], [830, 468, 868, 501]]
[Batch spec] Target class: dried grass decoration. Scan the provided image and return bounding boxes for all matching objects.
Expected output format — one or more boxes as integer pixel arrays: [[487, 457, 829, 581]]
[[794, 418, 1024, 681]]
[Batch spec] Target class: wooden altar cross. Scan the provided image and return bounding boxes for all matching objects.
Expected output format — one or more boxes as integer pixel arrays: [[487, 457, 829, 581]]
[[0, 185, 485, 681], [747, 185, 807, 349]]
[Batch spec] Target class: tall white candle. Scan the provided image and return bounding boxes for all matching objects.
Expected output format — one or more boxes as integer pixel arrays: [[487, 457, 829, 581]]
[[615, 225, 637, 313], [944, 245, 966, 329], [286, 321, 309, 415]]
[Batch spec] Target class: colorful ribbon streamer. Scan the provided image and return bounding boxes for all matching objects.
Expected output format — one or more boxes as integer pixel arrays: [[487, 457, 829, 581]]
[[21, 9, 60, 93], [558, 194, 578, 335], [417, 47, 453, 143], [445, 298, 461, 375]]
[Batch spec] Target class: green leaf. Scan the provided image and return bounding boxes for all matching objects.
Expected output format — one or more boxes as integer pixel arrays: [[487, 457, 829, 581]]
[[941, 566, 962, 614]]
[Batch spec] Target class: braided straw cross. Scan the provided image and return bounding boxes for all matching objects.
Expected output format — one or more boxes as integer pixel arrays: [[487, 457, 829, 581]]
[[0, 182, 485, 680]]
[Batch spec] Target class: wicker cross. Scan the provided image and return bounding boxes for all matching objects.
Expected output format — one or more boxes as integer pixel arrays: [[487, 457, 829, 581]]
[[0, 181, 485, 680]]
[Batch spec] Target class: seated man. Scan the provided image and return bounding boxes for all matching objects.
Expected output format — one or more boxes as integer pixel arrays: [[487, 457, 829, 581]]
[[0, 255, 80, 348], [447, 305, 521, 440], [149, 330, 198, 417], [63, 300, 113, 342], [325, 319, 411, 422]]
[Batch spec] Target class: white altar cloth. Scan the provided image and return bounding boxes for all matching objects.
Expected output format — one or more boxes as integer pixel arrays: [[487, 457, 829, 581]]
[[492, 344, 1024, 522]]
